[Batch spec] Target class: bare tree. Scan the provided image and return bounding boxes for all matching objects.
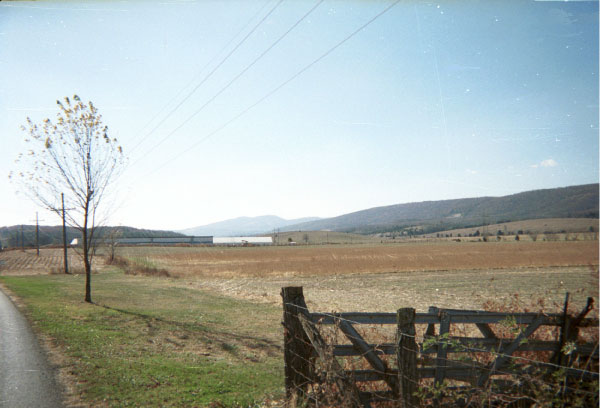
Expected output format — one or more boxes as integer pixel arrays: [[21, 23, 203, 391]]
[[104, 227, 123, 264], [10, 95, 124, 303]]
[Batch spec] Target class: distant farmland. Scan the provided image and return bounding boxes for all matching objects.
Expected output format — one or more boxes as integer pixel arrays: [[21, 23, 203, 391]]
[[421, 217, 598, 238], [109, 240, 597, 277], [113, 240, 598, 311], [1, 236, 597, 407], [1, 239, 597, 313]]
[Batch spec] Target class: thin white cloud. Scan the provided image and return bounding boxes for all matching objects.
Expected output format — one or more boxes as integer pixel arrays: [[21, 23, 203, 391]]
[[541, 159, 558, 167], [530, 159, 558, 168], [448, 63, 481, 72], [547, 8, 578, 25]]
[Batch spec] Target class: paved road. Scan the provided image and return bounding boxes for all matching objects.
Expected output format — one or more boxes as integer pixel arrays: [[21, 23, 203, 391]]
[[0, 288, 64, 408]]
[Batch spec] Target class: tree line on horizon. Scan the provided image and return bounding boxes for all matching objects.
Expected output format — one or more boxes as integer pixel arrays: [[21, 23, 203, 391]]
[[0, 225, 185, 249]]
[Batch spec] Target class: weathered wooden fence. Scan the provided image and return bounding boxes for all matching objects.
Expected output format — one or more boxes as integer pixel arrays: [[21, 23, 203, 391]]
[[281, 287, 599, 407]]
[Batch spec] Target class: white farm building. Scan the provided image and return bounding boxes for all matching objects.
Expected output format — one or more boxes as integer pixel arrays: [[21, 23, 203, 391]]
[[213, 237, 273, 246], [115, 236, 213, 245], [77, 236, 273, 247]]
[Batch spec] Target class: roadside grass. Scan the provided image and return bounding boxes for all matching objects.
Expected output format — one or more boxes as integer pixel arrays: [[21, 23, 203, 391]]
[[0, 271, 284, 407]]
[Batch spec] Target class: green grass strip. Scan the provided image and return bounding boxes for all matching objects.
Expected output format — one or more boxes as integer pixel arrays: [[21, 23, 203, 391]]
[[0, 272, 284, 407]]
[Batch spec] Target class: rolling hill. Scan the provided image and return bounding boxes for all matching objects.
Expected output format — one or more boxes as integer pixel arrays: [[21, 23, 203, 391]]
[[282, 184, 599, 235]]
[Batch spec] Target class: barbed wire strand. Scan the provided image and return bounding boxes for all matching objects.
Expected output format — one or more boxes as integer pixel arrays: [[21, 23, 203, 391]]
[[281, 303, 599, 405], [285, 324, 597, 406], [283, 302, 599, 376]]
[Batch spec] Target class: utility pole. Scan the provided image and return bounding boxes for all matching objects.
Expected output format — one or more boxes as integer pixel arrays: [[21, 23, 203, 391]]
[[20, 225, 24, 251], [36, 213, 39, 255], [62, 193, 69, 274], [30, 212, 44, 256]]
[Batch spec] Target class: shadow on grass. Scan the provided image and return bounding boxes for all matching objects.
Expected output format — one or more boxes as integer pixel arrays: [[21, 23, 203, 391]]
[[96, 303, 282, 356]]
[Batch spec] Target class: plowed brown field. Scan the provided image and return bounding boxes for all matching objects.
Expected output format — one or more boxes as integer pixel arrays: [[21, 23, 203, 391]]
[[114, 241, 598, 312], [0, 248, 85, 275], [1, 241, 597, 312], [117, 241, 598, 278]]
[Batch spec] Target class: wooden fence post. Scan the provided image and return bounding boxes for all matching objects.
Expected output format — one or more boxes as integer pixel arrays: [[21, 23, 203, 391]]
[[425, 306, 438, 338], [434, 311, 450, 387], [560, 297, 594, 367], [281, 287, 313, 402], [397, 308, 419, 408], [554, 292, 571, 366]]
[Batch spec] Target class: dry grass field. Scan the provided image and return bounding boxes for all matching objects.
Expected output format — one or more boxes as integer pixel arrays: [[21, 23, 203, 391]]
[[114, 241, 598, 277], [0, 248, 84, 275], [1, 240, 597, 313], [423, 217, 599, 238], [1, 240, 598, 406], [114, 240, 598, 313], [274, 230, 384, 244]]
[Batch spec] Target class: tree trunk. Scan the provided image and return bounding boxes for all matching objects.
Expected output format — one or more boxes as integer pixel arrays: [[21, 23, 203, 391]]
[[84, 255, 92, 303], [62, 193, 69, 274], [82, 208, 92, 303]]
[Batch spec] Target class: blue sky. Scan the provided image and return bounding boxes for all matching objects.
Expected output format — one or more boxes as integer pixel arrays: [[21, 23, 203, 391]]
[[0, 0, 598, 230]]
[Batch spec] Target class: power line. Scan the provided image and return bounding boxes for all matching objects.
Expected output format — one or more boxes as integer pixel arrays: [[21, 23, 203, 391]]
[[129, 0, 326, 168], [128, 0, 285, 163], [126, 0, 274, 155], [135, 0, 401, 180]]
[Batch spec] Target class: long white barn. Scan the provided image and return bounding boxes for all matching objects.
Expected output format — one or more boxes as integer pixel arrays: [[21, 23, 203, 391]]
[[108, 236, 272, 246], [213, 237, 273, 245], [115, 236, 213, 245]]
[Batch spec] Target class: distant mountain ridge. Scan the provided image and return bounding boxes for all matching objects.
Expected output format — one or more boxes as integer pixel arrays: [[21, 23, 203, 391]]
[[179, 215, 321, 237], [282, 184, 599, 234], [6, 185, 594, 248]]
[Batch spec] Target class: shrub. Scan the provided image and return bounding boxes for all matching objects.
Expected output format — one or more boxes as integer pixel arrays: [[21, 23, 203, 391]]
[[111, 255, 170, 278]]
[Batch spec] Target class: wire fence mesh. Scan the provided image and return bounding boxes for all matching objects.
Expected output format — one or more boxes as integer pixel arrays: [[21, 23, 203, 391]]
[[281, 286, 599, 408]]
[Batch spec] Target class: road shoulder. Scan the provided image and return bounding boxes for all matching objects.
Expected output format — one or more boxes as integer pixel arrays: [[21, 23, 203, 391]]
[[0, 283, 79, 408]]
